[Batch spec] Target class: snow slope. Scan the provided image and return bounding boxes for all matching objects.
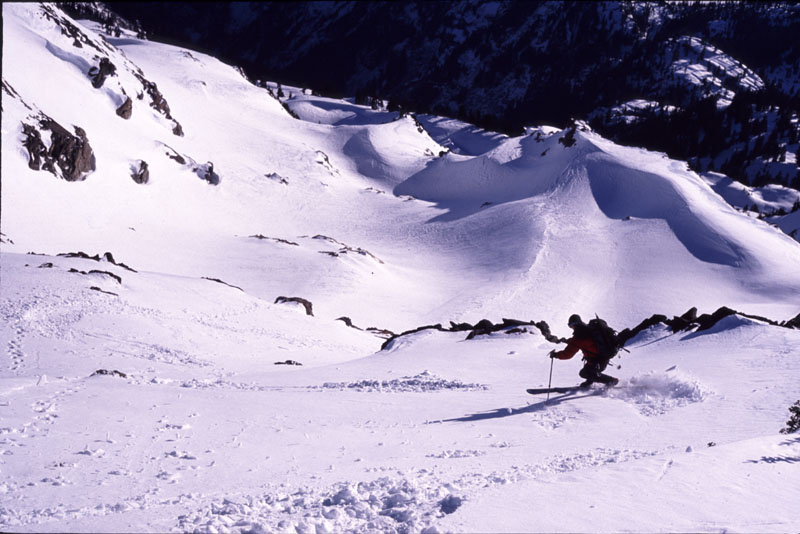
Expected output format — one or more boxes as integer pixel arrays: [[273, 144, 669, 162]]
[[2, 4, 799, 532]]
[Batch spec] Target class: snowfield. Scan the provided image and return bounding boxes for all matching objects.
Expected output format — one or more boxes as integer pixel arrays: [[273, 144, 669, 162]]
[[2, 4, 799, 533]]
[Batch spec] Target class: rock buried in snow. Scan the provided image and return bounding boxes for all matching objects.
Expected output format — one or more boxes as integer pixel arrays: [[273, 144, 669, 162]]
[[89, 286, 119, 296], [274, 360, 303, 366], [202, 277, 244, 291], [91, 369, 127, 378], [57, 251, 137, 272], [274, 296, 313, 316]]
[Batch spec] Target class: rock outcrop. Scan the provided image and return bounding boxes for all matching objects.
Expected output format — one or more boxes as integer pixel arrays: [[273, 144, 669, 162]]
[[22, 116, 96, 181], [134, 72, 184, 136], [88, 57, 117, 88]]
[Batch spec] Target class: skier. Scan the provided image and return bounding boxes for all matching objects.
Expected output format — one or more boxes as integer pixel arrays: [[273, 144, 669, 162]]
[[550, 314, 619, 388]]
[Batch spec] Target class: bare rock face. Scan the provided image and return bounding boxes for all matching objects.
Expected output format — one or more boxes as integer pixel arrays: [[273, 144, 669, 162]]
[[131, 160, 149, 184], [22, 116, 96, 181], [116, 96, 133, 119]]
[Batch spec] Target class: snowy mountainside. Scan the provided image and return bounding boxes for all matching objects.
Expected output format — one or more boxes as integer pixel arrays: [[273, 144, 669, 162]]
[[106, 0, 800, 188], [2, 4, 800, 533]]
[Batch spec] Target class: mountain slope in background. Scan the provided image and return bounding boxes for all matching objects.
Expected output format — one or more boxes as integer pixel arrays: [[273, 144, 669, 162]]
[[2, 4, 800, 532], [87, 0, 800, 188]]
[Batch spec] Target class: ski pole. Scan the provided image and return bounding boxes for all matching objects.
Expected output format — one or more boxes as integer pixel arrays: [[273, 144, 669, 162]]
[[546, 351, 554, 402]]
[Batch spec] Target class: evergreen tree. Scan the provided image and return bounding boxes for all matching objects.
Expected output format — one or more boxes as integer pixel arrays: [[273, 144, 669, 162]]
[[780, 400, 800, 434]]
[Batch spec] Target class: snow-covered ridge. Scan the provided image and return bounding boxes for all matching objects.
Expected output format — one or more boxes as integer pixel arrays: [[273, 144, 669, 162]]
[[106, 1, 800, 188]]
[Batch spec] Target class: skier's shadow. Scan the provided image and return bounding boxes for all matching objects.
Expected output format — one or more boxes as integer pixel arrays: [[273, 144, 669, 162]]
[[433, 391, 594, 423]]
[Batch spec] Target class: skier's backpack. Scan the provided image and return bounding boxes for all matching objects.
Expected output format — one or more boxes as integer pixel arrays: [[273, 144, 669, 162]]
[[587, 317, 621, 361]]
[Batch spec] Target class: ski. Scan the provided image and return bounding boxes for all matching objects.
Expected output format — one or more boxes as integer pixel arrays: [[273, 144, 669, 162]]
[[526, 386, 582, 395], [527, 381, 619, 395]]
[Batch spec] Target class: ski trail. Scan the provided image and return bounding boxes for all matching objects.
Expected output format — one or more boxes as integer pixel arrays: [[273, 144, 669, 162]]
[[656, 459, 674, 481]]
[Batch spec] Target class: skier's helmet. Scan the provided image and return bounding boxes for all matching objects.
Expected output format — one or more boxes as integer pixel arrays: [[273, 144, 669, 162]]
[[567, 314, 583, 327]]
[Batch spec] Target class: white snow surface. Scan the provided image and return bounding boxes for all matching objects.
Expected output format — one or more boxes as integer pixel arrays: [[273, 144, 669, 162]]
[[2, 5, 800, 533]]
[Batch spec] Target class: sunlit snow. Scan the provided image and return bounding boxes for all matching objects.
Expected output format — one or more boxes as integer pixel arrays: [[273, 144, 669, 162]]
[[1, 4, 799, 533]]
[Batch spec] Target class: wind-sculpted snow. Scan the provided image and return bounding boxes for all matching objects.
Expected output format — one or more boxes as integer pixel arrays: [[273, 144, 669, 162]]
[[316, 372, 489, 393]]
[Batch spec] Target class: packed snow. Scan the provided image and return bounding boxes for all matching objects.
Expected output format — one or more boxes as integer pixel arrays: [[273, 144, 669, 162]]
[[2, 4, 799, 533]]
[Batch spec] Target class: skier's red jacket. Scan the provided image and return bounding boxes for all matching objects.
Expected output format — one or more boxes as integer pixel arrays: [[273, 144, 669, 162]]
[[553, 334, 600, 361]]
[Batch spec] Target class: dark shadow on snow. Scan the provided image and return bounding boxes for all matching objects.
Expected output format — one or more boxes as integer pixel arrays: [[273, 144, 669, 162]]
[[433, 390, 599, 423], [745, 455, 800, 464], [744, 435, 800, 464]]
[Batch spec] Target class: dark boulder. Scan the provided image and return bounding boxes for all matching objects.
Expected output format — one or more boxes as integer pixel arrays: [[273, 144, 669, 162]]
[[695, 306, 738, 332], [667, 307, 699, 331], [466, 319, 496, 340], [116, 96, 133, 119], [88, 57, 117, 88], [617, 314, 668, 346], [131, 160, 149, 184], [533, 320, 562, 343], [558, 127, 576, 148]]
